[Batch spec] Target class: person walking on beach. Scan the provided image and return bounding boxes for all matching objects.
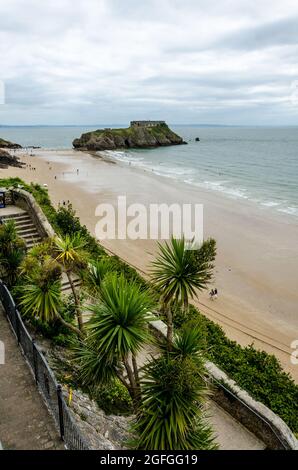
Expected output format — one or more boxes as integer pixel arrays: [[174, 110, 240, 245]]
[[209, 288, 218, 300]]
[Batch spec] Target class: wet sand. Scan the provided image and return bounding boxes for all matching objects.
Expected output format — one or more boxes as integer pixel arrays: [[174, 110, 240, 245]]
[[1, 148, 298, 381]]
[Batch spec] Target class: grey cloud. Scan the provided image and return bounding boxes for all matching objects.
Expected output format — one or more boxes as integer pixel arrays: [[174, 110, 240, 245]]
[[218, 16, 298, 51], [1, 0, 298, 125]]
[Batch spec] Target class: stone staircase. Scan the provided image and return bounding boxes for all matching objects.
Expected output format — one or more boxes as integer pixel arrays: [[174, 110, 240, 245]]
[[1, 210, 42, 249], [0, 208, 81, 294]]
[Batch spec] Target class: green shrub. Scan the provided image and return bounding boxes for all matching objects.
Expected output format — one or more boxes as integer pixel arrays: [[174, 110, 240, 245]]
[[94, 380, 133, 415], [24, 298, 76, 346], [55, 204, 105, 257]]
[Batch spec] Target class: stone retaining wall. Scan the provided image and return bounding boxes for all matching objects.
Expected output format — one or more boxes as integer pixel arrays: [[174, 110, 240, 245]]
[[11, 188, 55, 239]]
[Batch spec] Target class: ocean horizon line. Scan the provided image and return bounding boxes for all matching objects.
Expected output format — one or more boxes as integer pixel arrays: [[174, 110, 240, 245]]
[[1, 124, 298, 128]]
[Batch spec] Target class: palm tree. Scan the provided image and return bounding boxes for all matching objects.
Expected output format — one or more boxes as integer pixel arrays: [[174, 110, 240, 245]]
[[73, 273, 154, 409], [81, 258, 111, 297], [132, 326, 217, 450], [53, 233, 88, 331], [0, 220, 26, 286], [17, 256, 82, 337], [151, 237, 214, 347]]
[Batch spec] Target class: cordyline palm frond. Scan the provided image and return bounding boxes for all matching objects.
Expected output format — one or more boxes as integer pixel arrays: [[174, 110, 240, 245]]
[[53, 233, 88, 331], [0, 247, 25, 287], [81, 258, 111, 296], [72, 338, 118, 385], [0, 220, 26, 286], [0, 220, 18, 254], [18, 279, 62, 323], [73, 273, 154, 408], [158, 326, 208, 381], [88, 273, 154, 359], [151, 237, 211, 308], [132, 353, 217, 450], [53, 233, 87, 269], [151, 237, 213, 347], [17, 255, 82, 337]]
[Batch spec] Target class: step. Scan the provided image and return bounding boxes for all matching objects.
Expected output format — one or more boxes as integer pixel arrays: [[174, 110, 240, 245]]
[[13, 218, 33, 226], [1, 213, 26, 220], [3, 218, 33, 227], [16, 227, 38, 235], [20, 232, 40, 240], [26, 240, 42, 249], [4, 215, 32, 223]]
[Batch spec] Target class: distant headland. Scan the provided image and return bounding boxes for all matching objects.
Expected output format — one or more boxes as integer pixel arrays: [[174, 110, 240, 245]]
[[73, 121, 187, 151]]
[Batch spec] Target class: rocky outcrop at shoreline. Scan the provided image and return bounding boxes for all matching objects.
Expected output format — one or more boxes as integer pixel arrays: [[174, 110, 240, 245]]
[[73, 122, 186, 151], [0, 149, 25, 169], [0, 138, 22, 149]]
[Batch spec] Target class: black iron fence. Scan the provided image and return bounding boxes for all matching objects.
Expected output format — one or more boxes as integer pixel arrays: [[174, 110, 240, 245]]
[[0, 280, 90, 450]]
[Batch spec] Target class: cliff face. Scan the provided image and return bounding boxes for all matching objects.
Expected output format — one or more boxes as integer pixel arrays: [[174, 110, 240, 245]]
[[73, 123, 186, 151], [0, 138, 22, 149]]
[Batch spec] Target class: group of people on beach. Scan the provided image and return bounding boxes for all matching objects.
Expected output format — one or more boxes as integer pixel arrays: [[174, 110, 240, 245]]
[[26, 163, 36, 171], [209, 288, 218, 300]]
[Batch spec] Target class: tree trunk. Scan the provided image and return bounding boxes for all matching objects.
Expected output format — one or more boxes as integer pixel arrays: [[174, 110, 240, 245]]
[[132, 354, 141, 402], [166, 305, 173, 350], [124, 356, 140, 411], [67, 271, 84, 331], [56, 311, 83, 338]]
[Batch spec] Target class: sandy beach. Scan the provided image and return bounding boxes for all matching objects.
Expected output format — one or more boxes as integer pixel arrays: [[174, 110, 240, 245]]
[[1, 148, 298, 381]]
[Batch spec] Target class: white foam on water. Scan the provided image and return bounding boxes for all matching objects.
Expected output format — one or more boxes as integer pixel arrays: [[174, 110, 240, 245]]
[[94, 149, 298, 219], [278, 206, 298, 216], [261, 201, 280, 208]]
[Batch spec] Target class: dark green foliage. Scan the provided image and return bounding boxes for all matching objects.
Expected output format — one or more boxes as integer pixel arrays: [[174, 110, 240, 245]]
[[173, 304, 298, 433], [28, 295, 76, 346], [190, 237, 216, 274], [55, 204, 105, 257], [94, 380, 133, 415], [88, 273, 153, 360], [132, 338, 216, 450], [152, 237, 214, 309], [0, 220, 26, 286], [73, 273, 154, 406], [107, 254, 155, 294]]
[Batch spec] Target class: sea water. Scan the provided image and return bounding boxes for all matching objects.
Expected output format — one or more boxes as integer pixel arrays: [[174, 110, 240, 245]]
[[0, 125, 297, 217]]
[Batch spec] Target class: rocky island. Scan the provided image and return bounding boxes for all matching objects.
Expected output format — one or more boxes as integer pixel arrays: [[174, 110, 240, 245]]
[[73, 120, 186, 151]]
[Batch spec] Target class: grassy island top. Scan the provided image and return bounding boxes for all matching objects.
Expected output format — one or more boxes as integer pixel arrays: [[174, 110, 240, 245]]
[[73, 122, 186, 150]]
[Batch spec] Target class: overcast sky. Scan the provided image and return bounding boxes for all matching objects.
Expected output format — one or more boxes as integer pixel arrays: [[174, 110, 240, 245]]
[[1, 0, 298, 125]]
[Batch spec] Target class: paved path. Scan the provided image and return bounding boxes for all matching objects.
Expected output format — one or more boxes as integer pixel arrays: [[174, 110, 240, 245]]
[[207, 401, 265, 450], [0, 304, 64, 450]]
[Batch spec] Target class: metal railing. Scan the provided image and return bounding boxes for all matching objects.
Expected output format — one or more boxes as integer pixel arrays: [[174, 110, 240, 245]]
[[0, 280, 90, 450]]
